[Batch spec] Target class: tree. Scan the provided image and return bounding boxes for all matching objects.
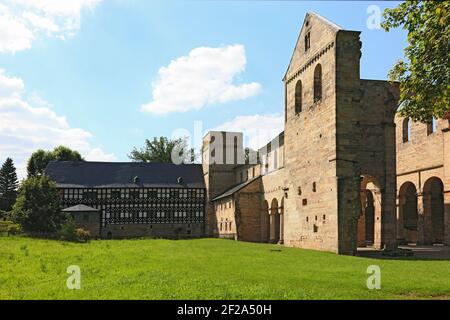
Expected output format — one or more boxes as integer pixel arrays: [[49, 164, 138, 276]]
[[12, 175, 63, 234], [0, 158, 19, 211], [27, 146, 83, 177], [382, 1, 449, 122], [129, 137, 196, 164]]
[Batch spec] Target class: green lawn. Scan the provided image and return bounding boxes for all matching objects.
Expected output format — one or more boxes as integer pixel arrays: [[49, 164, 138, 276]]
[[0, 236, 449, 300]]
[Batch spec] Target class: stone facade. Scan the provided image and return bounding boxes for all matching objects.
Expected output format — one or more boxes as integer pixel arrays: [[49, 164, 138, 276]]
[[204, 13, 410, 254]]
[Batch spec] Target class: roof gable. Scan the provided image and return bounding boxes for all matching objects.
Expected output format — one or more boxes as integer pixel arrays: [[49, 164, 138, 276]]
[[212, 176, 261, 202], [283, 12, 342, 81]]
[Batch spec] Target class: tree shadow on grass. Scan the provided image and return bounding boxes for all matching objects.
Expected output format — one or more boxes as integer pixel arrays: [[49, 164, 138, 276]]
[[356, 245, 450, 261]]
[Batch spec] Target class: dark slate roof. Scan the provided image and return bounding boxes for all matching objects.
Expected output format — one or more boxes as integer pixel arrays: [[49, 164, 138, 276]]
[[45, 161, 205, 189], [212, 176, 260, 202], [63, 204, 99, 213]]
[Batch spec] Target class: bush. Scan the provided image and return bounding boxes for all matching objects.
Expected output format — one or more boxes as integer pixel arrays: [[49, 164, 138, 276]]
[[75, 228, 91, 242], [58, 218, 90, 242], [0, 221, 22, 236], [58, 218, 77, 242]]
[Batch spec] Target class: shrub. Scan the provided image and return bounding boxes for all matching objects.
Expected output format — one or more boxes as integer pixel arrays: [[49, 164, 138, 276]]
[[58, 217, 90, 242], [7, 223, 22, 235], [58, 217, 77, 242], [75, 228, 91, 242], [0, 221, 22, 236]]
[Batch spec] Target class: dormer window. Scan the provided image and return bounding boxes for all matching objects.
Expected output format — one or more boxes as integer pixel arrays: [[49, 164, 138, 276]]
[[305, 32, 311, 52]]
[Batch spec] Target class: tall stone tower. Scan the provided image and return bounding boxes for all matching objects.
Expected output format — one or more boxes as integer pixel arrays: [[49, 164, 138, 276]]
[[202, 131, 244, 236], [282, 12, 398, 254]]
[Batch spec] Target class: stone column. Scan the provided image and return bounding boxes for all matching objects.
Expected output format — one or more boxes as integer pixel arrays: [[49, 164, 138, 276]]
[[443, 127, 450, 245], [422, 192, 433, 244], [373, 189, 383, 250], [278, 208, 284, 245], [357, 191, 367, 247], [417, 193, 425, 244], [397, 195, 406, 242], [444, 191, 450, 245], [269, 213, 275, 243]]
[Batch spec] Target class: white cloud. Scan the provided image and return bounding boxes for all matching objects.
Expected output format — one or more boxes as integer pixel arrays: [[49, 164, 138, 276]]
[[141, 44, 262, 114], [214, 114, 284, 150], [0, 0, 101, 53], [0, 69, 115, 179]]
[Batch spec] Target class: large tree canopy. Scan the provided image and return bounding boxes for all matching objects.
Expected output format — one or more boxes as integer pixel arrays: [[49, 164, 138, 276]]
[[12, 175, 63, 233], [129, 137, 195, 164], [382, 1, 449, 122], [0, 158, 19, 211], [27, 146, 83, 177]]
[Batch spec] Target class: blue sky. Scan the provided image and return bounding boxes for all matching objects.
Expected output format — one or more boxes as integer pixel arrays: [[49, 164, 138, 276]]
[[0, 0, 406, 177]]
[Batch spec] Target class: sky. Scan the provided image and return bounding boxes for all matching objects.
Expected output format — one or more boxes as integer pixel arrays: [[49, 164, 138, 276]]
[[0, 0, 407, 178]]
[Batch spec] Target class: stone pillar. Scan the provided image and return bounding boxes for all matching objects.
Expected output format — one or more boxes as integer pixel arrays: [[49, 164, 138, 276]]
[[417, 193, 425, 244], [444, 191, 450, 245], [278, 209, 284, 245], [443, 127, 450, 245], [373, 190, 382, 250], [357, 191, 367, 247], [269, 213, 275, 243], [397, 195, 406, 242], [422, 192, 433, 244]]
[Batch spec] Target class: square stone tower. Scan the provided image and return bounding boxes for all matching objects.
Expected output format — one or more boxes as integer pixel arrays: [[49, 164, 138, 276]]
[[202, 131, 245, 236], [283, 12, 398, 254]]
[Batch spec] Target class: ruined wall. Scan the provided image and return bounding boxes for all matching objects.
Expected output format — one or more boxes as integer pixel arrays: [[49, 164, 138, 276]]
[[396, 116, 450, 244], [350, 80, 399, 250]]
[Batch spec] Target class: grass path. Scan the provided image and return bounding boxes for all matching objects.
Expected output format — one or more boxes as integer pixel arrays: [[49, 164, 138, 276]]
[[0, 236, 449, 299]]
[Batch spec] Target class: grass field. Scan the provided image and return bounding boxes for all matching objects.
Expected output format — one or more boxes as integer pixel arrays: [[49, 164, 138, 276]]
[[0, 236, 449, 300]]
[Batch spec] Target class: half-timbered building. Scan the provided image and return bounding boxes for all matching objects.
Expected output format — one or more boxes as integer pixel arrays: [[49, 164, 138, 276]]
[[45, 161, 206, 239]]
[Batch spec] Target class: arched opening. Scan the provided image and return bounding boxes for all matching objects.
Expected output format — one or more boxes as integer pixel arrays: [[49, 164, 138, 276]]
[[423, 177, 444, 244], [313, 64, 322, 102], [358, 175, 382, 249], [398, 182, 418, 244], [365, 191, 375, 245], [270, 198, 279, 243], [261, 200, 270, 242], [402, 118, 411, 142], [357, 190, 375, 246], [295, 80, 302, 114]]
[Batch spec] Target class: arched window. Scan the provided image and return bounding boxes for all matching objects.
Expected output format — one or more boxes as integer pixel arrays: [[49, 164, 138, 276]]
[[313, 64, 322, 102], [427, 118, 437, 135], [295, 80, 302, 114], [402, 118, 411, 142]]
